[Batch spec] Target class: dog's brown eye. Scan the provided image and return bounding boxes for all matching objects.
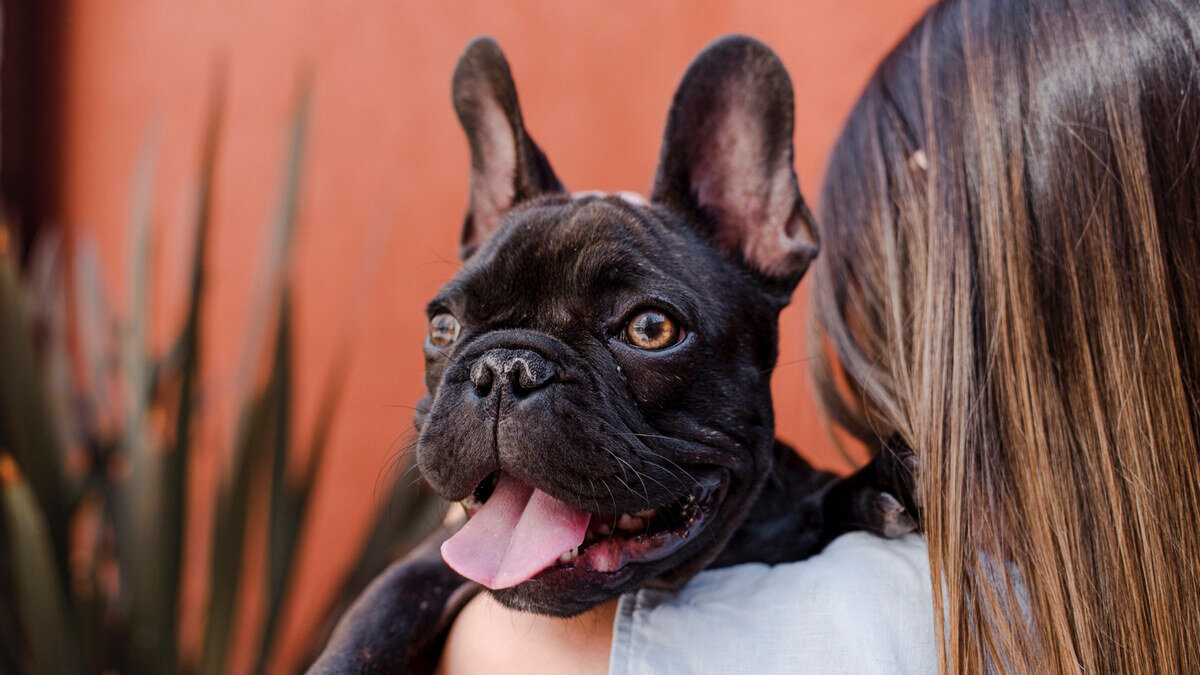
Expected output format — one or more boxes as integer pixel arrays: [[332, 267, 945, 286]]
[[625, 310, 681, 350], [429, 313, 461, 347]]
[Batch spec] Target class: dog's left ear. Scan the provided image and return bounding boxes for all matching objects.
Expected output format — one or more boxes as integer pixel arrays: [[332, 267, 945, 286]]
[[652, 35, 817, 297], [453, 37, 565, 259]]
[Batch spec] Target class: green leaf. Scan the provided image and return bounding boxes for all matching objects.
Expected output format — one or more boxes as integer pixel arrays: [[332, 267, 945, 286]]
[[344, 477, 447, 601], [70, 234, 118, 444], [258, 289, 297, 671], [198, 77, 309, 675], [150, 74, 225, 675], [68, 490, 108, 674], [0, 505, 23, 675], [257, 162, 391, 669], [0, 593, 23, 675], [0, 224, 71, 580], [23, 235, 81, 504], [300, 462, 446, 664], [118, 126, 182, 674], [227, 72, 310, 432], [198, 287, 290, 675], [0, 454, 80, 673]]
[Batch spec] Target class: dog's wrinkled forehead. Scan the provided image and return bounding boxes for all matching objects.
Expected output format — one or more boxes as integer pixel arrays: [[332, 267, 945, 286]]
[[444, 193, 710, 330]]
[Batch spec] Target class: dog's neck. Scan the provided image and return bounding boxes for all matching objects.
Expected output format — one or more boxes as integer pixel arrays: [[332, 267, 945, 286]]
[[708, 441, 839, 569]]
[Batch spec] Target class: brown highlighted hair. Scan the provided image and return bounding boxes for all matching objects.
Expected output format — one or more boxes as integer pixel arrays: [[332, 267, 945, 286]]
[[811, 0, 1200, 671]]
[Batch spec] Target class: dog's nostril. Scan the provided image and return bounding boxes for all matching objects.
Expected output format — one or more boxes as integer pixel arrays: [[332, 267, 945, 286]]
[[469, 359, 496, 397], [469, 349, 556, 399], [510, 356, 554, 397]]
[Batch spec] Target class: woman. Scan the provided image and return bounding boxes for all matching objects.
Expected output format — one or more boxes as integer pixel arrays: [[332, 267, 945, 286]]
[[441, 0, 1200, 671], [812, 0, 1200, 670]]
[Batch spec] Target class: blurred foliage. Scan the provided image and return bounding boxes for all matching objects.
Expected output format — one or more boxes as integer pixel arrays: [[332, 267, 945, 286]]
[[0, 81, 445, 674]]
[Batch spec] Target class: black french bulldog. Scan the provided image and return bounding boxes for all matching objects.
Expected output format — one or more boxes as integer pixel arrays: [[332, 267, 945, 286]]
[[310, 35, 918, 674]]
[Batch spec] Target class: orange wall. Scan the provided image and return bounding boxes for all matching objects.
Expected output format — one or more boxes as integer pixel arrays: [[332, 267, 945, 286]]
[[55, 1, 933, 671]]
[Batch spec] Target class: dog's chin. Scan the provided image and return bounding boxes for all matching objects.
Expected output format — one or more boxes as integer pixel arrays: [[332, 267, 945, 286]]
[[463, 469, 742, 617]]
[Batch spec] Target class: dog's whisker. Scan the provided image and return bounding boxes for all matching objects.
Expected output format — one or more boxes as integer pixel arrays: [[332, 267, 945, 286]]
[[629, 443, 702, 488], [374, 421, 424, 501], [600, 476, 619, 516], [383, 404, 420, 411], [615, 431, 677, 442], [424, 247, 462, 272], [599, 421, 707, 498], [597, 444, 655, 506], [604, 468, 639, 502]]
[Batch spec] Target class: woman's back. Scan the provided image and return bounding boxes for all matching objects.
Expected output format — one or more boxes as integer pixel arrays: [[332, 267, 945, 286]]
[[812, 0, 1200, 671]]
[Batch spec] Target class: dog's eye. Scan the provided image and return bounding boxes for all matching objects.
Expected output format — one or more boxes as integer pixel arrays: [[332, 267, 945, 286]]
[[428, 313, 462, 347], [625, 310, 682, 350]]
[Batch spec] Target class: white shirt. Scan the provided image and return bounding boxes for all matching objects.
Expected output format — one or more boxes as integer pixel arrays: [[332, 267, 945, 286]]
[[608, 532, 937, 674]]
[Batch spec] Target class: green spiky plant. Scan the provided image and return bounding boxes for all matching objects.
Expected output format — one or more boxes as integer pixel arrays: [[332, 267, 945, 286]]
[[0, 81, 446, 674]]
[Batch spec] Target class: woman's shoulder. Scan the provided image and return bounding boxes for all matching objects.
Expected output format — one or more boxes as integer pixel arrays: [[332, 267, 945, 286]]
[[610, 532, 937, 674]]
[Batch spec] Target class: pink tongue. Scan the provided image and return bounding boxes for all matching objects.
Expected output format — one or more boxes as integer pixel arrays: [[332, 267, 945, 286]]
[[441, 473, 591, 590]]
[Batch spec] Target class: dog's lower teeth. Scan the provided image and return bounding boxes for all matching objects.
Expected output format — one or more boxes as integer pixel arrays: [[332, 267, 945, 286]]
[[558, 547, 579, 563], [617, 514, 644, 532]]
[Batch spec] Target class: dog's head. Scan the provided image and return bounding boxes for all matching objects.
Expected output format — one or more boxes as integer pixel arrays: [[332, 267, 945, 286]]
[[414, 35, 817, 616]]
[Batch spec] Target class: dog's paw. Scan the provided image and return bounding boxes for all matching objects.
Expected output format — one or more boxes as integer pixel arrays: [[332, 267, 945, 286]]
[[854, 488, 917, 538], [851, 439, 922, 539]]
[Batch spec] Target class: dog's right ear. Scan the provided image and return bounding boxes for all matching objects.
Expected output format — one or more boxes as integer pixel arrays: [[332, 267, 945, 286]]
[[452, 37, 564, 259], [651, 36, 817, 298]]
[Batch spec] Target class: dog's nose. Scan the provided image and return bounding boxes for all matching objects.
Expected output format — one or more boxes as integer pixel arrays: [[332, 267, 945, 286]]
[[470, 349, 556, 399]]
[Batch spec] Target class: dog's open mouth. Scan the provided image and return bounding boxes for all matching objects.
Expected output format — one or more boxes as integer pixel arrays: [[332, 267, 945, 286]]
[[440, 471, 720, 590]]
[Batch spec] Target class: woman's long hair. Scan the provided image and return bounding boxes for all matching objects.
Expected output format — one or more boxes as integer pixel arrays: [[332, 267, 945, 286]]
[[811, 0, 1200, 671]]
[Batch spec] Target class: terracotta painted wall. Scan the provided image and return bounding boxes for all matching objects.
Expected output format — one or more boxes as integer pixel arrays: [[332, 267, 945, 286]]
[[54, 1, 934, 671]]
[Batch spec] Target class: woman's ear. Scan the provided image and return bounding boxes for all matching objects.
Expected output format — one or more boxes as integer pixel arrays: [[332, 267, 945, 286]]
[[452, 37, 565, 259], [651, 35, 817, 294]]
